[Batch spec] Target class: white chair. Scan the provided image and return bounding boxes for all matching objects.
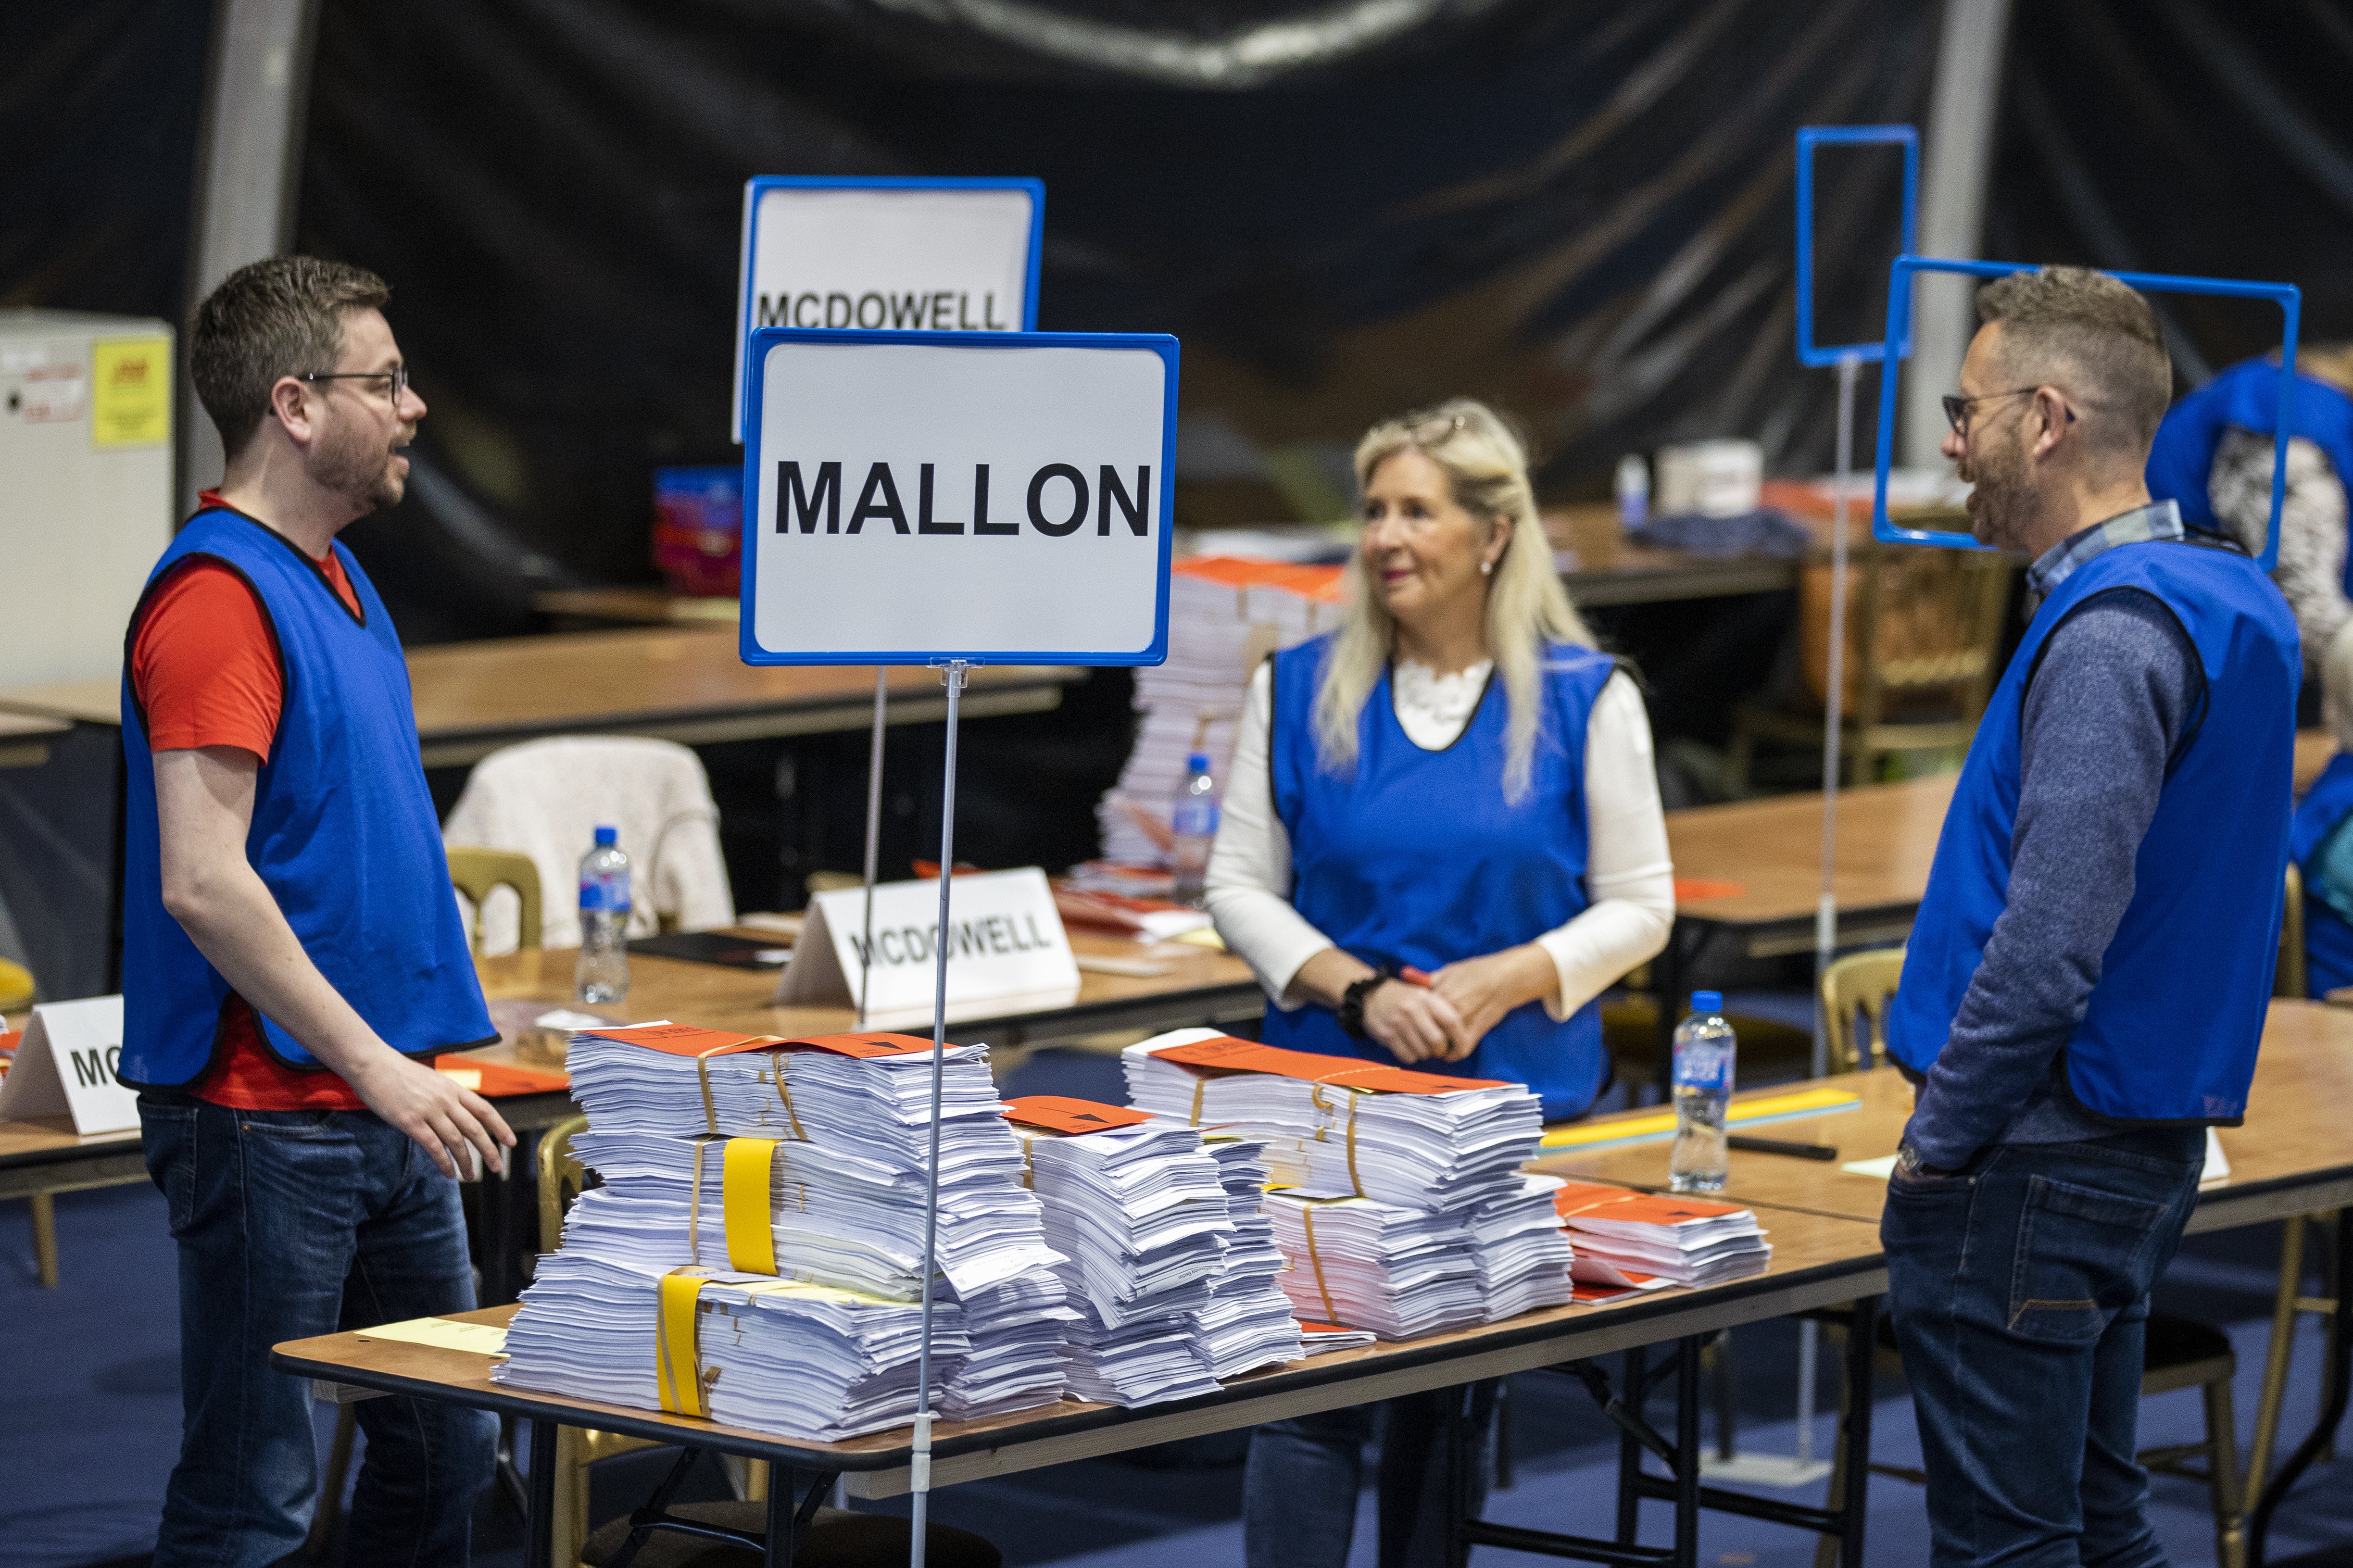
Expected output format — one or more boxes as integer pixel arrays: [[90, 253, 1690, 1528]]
[[441, 737, 734, 952]]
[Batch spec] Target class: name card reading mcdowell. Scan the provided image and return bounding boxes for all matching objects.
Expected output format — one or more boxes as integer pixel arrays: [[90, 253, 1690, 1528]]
[[731, 177, 1042, 440], [775, 868, 1081, 1024], [0, 994, 138, 1135], [741, 331, 1177, 665]]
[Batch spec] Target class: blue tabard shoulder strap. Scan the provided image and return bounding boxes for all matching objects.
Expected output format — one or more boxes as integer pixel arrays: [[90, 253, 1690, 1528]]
[[119, 508, 493, 1088], [1262, 634, 1619, 1121], [1887, 535, 2298, 1124]]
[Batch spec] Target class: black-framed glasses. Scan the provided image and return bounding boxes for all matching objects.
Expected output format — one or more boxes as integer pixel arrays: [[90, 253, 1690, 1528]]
[[298, 364, 408, 404], [1942, 385, 2074, 435]]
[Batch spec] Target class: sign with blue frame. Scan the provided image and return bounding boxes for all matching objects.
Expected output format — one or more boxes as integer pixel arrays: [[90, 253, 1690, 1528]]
[[1873, 255, 2300, 573], [731, 176, 1045, 441], [738, 328, 1177, 667], [1795, 125, 1918, 368]]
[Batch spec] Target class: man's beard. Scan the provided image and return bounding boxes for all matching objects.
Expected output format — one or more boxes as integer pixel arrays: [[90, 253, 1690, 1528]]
[[1961, 436, 2043, 553], [310, 419, 407, 514]]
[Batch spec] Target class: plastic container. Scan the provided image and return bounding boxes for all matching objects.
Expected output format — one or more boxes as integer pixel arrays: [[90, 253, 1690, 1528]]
[[1668, 990, 1735, 1193], [1169, 751, 1221, 909], [650, 466, 743, 598], [576, 825, 632, 1004]]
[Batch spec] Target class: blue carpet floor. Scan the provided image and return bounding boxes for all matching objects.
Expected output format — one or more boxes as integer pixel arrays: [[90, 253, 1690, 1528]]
[[8, 1045, 2348, 1566]]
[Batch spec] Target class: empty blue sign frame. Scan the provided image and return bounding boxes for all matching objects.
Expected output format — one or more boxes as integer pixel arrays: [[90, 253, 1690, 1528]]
[[1873, 255, 2301, 573], [1796, 125, 1918, 368]]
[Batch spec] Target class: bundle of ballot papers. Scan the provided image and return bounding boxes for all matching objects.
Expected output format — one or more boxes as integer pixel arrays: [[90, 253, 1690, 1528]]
[[497, 1025, 1075, 1436], [1469, 1174, 1576, 1321], [1097, 559, 1343, 867], [1194, 1130, 1308, 1378], [1004, 1096, 1301, 1405], [1120, 1029, 1543, 1210], [1552, 1181, 1773, 1287], [1261, 1192, 1484, 1340], [492, 1252, 1059, 1439]]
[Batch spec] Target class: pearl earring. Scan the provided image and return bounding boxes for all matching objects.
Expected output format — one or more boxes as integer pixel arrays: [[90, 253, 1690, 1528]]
[[1480, 561, 1493, 576]]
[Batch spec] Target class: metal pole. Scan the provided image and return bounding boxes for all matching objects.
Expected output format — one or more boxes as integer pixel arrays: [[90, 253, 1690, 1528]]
[[1794, 349, 1863, 1469], [857, 668, 887, 1027], [908, 659, 965, 1568]]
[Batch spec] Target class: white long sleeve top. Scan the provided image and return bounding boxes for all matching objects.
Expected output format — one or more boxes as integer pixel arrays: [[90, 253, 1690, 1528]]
[[1204, 659, 1675, 1019]]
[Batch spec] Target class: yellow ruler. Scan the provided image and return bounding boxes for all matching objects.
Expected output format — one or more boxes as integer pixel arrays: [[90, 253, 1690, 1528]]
[[1539, 1086, 1861, 1151]]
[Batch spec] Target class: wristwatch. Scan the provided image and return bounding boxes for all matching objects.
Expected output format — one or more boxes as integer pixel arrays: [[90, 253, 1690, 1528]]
[[1337, 965, 1398, 1039]]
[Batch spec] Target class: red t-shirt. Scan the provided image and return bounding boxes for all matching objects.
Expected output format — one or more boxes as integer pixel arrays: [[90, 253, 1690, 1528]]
[[132, 497, 368, 1110]]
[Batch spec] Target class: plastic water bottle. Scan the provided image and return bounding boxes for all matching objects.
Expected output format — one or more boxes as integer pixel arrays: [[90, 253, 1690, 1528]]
[[1615, 452, 1650, 527], [1669, 990, 1735, 1193], [1170, 751, 1220, 908], [576, 825, 631, 1004]]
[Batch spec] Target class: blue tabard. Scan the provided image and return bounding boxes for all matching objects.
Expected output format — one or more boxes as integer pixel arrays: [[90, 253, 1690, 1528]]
[[2147, 355, 2353, 592], [1887, 536, 2299, 1124], [118, 508, 494, 1088], [2290, 753, 2353, 999], [1265, 636, 1617, 1121]]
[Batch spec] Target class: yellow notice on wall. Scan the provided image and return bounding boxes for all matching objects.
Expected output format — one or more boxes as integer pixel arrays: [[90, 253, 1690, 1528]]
[[91, 336, 172, 448]]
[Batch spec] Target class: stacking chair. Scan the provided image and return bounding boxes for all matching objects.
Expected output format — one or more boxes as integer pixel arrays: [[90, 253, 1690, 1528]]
[[1729, 536, 2015, 789], [448, 847, 545, 953], [3, 958, 57, 1286], [1808, 953, 2249, 1568]]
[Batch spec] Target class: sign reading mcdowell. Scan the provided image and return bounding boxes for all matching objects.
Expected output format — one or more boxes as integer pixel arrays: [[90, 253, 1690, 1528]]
[[775, 868, 1082, 1024], [731, 177, 1042, 441], [740, 330, 1177, 665], [0, 994, 138, 1135]]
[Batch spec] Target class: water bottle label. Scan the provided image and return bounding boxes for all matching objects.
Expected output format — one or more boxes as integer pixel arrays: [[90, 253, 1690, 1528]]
[[579, 872, 632, 913], [1172, 800, 1220, 838], [1674, 1054, 1730, 1091]]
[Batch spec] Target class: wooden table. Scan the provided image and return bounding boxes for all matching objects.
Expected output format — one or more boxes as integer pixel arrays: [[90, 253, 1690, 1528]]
[[0, 710, 66, 770], [275, 1203, 1890, 1568], [0, 629, 1083, 768], [1548, 504, 1807, 608], [1648, 776, 1955, 1096]]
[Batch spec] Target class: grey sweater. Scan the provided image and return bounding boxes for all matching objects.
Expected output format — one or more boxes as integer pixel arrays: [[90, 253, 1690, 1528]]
[[1902, 588, 2203, 1170]]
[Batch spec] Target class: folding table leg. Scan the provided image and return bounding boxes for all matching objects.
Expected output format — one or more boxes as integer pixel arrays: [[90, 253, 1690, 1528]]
[[1617, 1346, 1647, 1544], [1838, 1299, 1876, 1568], [1673, 1337, 1701, 1568], [525, 1417, 558, 1568]]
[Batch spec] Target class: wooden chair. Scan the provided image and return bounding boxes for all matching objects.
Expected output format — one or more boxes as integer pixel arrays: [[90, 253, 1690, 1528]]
[[1730, 534, 2016, 789], [2278, 862, 2307, 999], [1809, 953, 2248, 1568], [447, 847, 544, 953]]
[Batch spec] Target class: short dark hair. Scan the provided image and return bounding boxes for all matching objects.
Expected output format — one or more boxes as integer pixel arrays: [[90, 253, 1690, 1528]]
[[189, 257, 390, 459], [1975, 266, 2171, 457]]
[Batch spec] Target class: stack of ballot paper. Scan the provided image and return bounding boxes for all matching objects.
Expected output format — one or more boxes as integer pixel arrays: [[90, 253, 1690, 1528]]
[[1003, 1096, 1299, 1405], [1120, 1029, 1543, 1210], [1261, 1192, 1483, 1340], [1552, 1181, 1773, 1287], [1468, 1173, 1576, 1322], [498, 1025, 1074, 1437], [1192, 1130, 1308, 1379], [1297, 1321, 1378, 1355], [1097, 558, 1344, 867]]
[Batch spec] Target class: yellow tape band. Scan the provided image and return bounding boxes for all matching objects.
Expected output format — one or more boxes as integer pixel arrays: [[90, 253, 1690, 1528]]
[[1298, 1207, 1338, 1323], [1189, 1078, 1206, 1127], [655, 1271, 710, 1417], [723, 1138, 779, 1275]]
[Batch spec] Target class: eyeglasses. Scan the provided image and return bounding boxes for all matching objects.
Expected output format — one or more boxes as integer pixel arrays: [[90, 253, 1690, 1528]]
[[1942, 386, 2074, 435], [298, 364, 409, 405]]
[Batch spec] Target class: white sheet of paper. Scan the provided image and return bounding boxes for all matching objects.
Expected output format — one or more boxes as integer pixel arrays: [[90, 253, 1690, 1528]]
[[1840, 1154, 1901, 1180]]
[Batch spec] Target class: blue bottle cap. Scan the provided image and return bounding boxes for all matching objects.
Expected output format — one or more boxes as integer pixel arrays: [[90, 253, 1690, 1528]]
[[1690, 990, 1723, 1015], [594, 826, 618, 847], [1187, 752, 1211, 773]]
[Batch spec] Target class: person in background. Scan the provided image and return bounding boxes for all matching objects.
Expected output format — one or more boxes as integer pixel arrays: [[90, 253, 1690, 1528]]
[[1206, 398, 1674, 1568], [2146, 342, 2353, 693], [1886, 267, 2299, 1567], [2291, 620, 2353, 996], [123, 257, 511, 1566]]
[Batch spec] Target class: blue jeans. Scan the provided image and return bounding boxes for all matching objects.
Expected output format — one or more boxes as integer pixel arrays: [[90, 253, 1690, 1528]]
[[1882, 1129, 2203, 1568], [1243, 1382, 1497, 1568], [139, 1096, 498, 1568]]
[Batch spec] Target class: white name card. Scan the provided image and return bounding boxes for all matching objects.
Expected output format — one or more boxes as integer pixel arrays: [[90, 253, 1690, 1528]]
[[775, 868, 1080, 1025], [731, 177, 1042, 440], [0, 994, 138, 1134]]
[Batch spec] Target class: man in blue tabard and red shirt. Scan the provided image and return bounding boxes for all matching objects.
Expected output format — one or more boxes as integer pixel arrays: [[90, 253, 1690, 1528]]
[[125, 257, 513, 1566]]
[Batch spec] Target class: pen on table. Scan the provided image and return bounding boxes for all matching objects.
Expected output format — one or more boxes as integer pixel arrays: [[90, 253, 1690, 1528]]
[[1727, 1134, 1839, 1161]]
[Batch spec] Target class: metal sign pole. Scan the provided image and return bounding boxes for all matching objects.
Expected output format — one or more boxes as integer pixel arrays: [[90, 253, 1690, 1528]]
[[908, 659, 966, 1568], [857, 668, 887, 1027]]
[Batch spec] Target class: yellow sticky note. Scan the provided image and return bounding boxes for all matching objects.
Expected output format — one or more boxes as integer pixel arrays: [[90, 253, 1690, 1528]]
[[91, 337, 171, 448], [437, 1067, 483, 1090], [357, 1316, 508, 1354]]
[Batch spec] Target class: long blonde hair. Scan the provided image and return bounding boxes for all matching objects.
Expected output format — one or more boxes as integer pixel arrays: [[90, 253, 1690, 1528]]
[[1311, 398, 1597, 803]]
